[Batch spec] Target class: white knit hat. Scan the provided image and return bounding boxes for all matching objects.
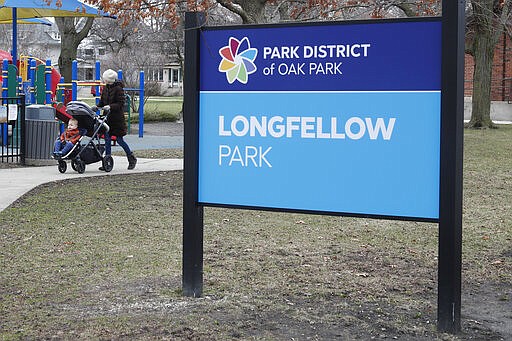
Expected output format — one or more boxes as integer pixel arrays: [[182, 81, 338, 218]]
[[102, 69, 117, 84]]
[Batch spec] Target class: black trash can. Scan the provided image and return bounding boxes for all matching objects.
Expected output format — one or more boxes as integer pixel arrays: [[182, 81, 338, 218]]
[[25, 105, 59, 165]]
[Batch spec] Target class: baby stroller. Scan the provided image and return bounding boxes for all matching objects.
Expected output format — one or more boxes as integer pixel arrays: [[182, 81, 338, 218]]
[[53, 101, 114, 174]]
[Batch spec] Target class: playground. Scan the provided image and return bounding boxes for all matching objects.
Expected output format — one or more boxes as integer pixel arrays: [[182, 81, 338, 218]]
[[0, 52, 147, 166]]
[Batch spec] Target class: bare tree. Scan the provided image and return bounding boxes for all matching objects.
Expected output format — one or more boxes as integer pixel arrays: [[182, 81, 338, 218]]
[[90, 19, 141, 55], [91, 19, 165, 84], [55, 17, 95, 82]]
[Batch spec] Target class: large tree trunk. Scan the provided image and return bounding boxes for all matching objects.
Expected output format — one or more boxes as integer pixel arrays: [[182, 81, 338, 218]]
[[55, 17, 95, 82], [468, 18, 496, 128], [466, 0, 509, 128]]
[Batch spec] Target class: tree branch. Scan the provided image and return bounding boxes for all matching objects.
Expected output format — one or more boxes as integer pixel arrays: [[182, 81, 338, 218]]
[[76, 17, 95, 44], [393, 3, 417, 17], [216, 0, 251, 23], [493, 0, 511, 43]]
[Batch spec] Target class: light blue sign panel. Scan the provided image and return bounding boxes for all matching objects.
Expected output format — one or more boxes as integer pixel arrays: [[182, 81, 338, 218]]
[[198, 20, 441, 220]]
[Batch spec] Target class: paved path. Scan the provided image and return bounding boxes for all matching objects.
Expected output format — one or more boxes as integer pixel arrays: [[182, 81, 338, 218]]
[[0, 156, 184, 212], [0, 123, 185, 212]]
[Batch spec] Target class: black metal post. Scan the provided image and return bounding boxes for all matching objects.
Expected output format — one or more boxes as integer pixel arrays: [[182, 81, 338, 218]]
[[438, 0, 465, 333], [182, 12, 205, 298]]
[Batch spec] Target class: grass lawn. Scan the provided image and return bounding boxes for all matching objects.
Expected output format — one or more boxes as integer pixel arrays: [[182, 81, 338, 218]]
[[78, 96, 183, 122], [0, 125, 511, 340]]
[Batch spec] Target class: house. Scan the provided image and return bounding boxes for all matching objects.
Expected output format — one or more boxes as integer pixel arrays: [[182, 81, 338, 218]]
[[141, 61, 183, 96], [0, 21, 60, 64]]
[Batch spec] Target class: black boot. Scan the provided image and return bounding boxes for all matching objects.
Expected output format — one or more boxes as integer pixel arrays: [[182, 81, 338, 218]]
[[127, 153, 137, 170]]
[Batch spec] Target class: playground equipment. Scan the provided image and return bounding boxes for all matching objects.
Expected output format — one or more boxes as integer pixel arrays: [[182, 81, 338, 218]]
[[1, 54, 61, 104], [1, 54, 146, 168], [1, 56, 146, 141], [1, 55, 61, 162], [118, 68, 145, 138], [58, 60, 145, 138], [1, 58, 23, 147]]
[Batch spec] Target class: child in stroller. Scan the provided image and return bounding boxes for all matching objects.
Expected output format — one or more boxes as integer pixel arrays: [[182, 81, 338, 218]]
[[53, 101, 114, 174], [53, 118, 81, 157]]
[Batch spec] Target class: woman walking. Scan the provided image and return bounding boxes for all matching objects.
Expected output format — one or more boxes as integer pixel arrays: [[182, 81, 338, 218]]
[[93, 69, 137, 170]]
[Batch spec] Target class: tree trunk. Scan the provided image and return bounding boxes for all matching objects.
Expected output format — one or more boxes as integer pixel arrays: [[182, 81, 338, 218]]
[[58, 32, 78, 82], [466, 0, 501, 129], [468, 23, 496, 128], [55, 17, 95, 82]]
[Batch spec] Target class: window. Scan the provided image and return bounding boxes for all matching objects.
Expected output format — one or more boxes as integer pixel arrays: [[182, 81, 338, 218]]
[[146, 68, 164, 82], [173, 69, 180, 83], [168, 68, 182, 86], [78, 68, 94, 81], [85, 68, 94, 81]]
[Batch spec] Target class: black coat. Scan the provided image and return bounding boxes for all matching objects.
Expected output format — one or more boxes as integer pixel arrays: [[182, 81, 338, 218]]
[[98, 81, 127, 137]]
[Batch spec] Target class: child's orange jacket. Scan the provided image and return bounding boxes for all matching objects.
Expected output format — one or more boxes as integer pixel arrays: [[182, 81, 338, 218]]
[[59, 128, 81, 145]]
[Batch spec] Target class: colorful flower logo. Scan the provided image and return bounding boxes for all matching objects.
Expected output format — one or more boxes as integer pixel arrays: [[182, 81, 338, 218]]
[[218, 37, 258, 84]]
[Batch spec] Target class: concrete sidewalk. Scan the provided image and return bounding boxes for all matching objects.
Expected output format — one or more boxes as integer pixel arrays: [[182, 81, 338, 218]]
[[0, 127, 185, 212], [122, 134, 184, 151], [0, 156, 184, 212]]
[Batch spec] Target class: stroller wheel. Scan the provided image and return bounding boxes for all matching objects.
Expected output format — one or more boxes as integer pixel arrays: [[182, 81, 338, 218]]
[[73, 159, 86, 174], [58, 160, 67, 173], [77, 161, 86, 174], [102, 155, 114, 172]]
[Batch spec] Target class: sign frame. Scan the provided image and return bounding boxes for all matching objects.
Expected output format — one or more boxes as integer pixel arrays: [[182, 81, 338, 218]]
[[183, 2, 463, 333]]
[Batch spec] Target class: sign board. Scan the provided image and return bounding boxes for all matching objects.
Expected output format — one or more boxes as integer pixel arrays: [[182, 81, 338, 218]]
[[198, 19, 442, 221], [8, 104, 18, 121], [184, 10, 464, 333]]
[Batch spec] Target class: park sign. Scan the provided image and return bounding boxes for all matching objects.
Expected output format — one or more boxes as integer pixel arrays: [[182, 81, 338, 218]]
[[184, 9, 465, 333], [197, 18, 442, 221]]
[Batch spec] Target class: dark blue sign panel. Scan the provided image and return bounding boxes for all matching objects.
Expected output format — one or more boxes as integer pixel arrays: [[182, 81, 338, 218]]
[[198, 19, 442, 220]]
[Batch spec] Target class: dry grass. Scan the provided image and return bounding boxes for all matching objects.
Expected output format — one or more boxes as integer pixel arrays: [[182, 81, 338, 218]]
[[0, 126, 510, 340]]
